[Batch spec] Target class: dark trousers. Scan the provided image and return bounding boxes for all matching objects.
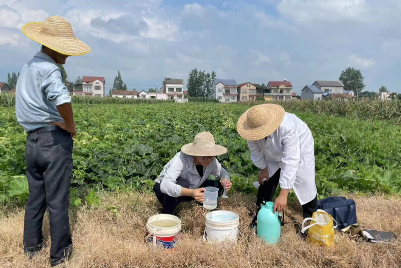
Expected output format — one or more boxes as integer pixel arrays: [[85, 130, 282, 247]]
[[153, 178, 224, 214], [257, 169, 317, 218], [24, 127, 73, 265]]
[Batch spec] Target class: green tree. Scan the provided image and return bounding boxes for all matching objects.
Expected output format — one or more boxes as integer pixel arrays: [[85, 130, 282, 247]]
[[112, 70, 125, 90], [339, 67, 365, 99], [148, 88, 157, 93], [187, 68, 216, 98], [57, 64, 68, 84], [379, 85, 388, 93], [7, 72, 19, 89], [187, 69, 198, 97], [359, 91, 377, 99], [74, 76, 83, 90]]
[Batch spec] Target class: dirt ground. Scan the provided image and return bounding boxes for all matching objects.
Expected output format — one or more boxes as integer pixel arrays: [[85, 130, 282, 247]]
[[1, 192, 400, 268]]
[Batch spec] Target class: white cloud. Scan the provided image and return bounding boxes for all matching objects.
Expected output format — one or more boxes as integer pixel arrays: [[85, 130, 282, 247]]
[[0, 29, 19, 45], [0, 4, 47, 29], [254, 10, 291, 29], [19, 9, 48, 26], [277, 0, 371, 24], [0, 5, 21, 28], [181, 2, 207, 19], [65, 9, 178, 43], [348, 54, 375, 69], [381, 39, 401, 57], [142, 18, 178, 41], [250, 50, 270, 65], [279, 52, 291, 65]]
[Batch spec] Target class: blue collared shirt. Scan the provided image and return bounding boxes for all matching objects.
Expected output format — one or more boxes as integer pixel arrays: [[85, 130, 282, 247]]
[[15, 51, 72, 132]]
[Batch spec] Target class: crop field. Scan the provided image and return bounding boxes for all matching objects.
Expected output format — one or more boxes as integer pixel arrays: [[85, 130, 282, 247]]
[[1, 102, 401, 205]]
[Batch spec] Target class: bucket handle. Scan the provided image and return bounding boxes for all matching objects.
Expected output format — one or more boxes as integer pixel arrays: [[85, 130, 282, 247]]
[[277, 210, 285, 226], [145, 233, 157, 246]]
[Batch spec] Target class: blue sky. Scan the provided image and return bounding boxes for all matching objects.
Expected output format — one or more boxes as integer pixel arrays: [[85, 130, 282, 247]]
[[1, 0, 400, 94]]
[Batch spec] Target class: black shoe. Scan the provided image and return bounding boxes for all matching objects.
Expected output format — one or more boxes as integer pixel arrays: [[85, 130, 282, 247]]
[[24, 243, 44, 259], [250, 215, 257, 230], [50, 244, 73, 267]]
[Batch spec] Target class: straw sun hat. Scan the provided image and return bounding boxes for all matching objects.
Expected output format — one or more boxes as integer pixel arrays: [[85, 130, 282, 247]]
[[237, 104, 285, 141], [22, 16, 90, 56], [181, 132, 227, 157]]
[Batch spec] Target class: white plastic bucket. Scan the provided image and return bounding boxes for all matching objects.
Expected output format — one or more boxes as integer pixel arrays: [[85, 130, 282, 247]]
[[146, 214, 181, 248], [203, 210, 239, 244]]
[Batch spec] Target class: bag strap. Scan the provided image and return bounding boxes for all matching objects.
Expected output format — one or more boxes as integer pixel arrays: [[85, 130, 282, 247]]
[[318, 196, 346, 205], [301, 218, 317, 234], [301, 210, 331, 234], [335, 202, 356, 226]]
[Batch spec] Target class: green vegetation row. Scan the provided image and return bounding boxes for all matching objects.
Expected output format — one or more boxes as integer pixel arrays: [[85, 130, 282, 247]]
[[1, 103, 401, 206], [244, 99, 401, 124], [2, 93, 401, 123]]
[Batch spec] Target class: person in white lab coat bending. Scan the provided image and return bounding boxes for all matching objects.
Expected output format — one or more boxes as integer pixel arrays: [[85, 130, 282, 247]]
[[237, 104, 318, 220]]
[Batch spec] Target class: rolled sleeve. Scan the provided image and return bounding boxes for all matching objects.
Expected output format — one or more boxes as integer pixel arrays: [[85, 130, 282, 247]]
[[42, 69, 71, 106], [158, 154, 184, 197], [247, 140, 267, 169], [279, 127, 301, 190], [211, 159, 230, 180]]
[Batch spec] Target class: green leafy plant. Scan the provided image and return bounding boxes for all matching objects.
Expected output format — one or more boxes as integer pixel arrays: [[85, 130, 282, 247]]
[[85, 189, 100, 206]]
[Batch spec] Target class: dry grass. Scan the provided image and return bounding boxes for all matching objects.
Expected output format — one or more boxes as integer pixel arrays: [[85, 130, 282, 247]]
[[0, 192, 400, 268]]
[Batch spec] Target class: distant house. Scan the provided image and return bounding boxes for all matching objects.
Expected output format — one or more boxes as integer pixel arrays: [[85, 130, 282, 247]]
[[214, 79, 238, 103], [313, 81, 344, 94], [379, 91, 390, 101], [72, 91, 93, 97], [292, 93, 301, 100], [301, 85, 323, 101], [237, 82, 257, 101], [136, 91, 147, 99], [111, 90, 138, 99], [147, 92, 169, 100], [80, 76, 106, 97], [302, 81, 354, 100], [0, 82, 11, 93], [162, 77, 186, 101], [265, 80, 293, 101]]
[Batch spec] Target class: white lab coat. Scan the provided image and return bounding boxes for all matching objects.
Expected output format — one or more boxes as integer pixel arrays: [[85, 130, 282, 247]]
[[247, 112, 317, 205]]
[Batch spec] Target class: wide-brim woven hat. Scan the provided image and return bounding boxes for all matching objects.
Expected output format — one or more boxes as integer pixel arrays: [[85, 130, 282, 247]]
[[237, 104, 285, 141], [22, 16, 90, 56], [181, 132, 227, 156]]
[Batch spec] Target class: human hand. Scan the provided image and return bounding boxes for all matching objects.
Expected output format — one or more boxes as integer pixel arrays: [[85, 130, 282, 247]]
[[258, 168, 269, 185], [193, 188, 206, 202], [50, 121, 76, 138], [220, 178, 232, 191], [274, 193, 288, 213]]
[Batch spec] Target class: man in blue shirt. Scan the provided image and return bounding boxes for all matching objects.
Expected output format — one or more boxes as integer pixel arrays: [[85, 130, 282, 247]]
[[16, 16, 90, 267]]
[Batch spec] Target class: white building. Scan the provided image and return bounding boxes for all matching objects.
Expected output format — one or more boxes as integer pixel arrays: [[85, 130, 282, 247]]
[[147, 92, 168, 100], [80, 76, 106, 97], [313, 81, 344, 94], [162, 77, 187, 101], [213, 79, 238, 103], [301, 85, 323, 101], [379, 92, 390, 101], [111, 90, 138, 98], [302, 81, 354, 100]]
